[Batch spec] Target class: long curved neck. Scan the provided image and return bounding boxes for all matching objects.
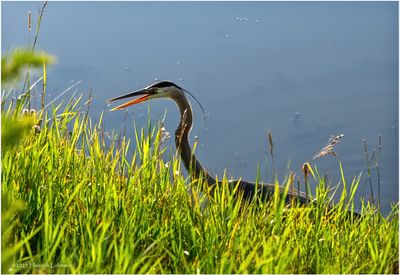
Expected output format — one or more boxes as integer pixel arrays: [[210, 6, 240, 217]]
[[172, 93, 216, 187]]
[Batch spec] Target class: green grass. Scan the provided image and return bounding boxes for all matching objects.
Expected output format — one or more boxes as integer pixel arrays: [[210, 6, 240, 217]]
[[1, 92, 399, 274]]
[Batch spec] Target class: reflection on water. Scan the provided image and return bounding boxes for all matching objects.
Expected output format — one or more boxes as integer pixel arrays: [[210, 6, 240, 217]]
[[2, 1, 398, 214]]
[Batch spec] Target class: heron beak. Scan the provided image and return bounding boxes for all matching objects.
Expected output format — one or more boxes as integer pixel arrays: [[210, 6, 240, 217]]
[[107, 89, 153, 111]]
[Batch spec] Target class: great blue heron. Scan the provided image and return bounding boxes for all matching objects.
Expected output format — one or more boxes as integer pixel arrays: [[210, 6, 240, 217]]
[[108, 80, 312, 205]]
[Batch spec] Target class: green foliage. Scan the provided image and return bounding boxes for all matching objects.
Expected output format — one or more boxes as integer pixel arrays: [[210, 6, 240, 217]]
[[1, 96, 398, 273], [1, 48, 55, 84], [1, 114, 35, 150]]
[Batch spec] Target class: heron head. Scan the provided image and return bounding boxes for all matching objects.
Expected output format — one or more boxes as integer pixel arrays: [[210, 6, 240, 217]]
[[108, 80, 183, 111]]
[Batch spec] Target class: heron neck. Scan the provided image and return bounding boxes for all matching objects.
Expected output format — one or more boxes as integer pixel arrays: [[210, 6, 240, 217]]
[[173, 94, 216, 187]]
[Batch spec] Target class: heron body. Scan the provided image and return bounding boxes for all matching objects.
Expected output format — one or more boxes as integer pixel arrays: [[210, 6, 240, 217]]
[[108, 81, 311, 205]]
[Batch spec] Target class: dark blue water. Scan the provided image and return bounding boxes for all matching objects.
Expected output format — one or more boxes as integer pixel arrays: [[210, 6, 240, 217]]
[[2, 2, 398, 214]]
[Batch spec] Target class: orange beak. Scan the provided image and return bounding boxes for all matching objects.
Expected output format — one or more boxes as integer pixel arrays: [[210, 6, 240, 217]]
[[107, 89, 154, 111]]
